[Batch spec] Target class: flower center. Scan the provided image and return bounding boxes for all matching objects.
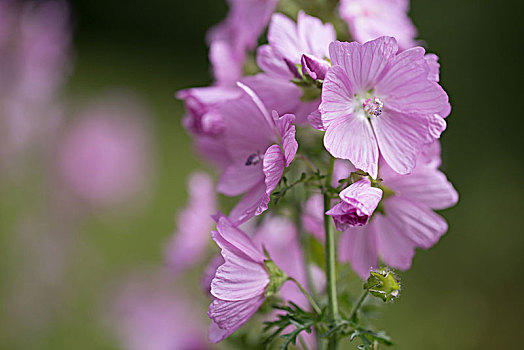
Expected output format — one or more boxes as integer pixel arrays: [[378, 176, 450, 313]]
[[245, 151, 263, 166], [362, 97, 383, 117]]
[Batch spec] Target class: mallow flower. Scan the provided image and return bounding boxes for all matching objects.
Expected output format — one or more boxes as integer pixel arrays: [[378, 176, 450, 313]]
[[208, 216, 287, 343], [339, 143, 458, 279], [217, 83, 298, 224], [256, 11, 336, 123], [339, 0, 417, 50], [320, 37, 450, 178], [326, 177, 383, 231], [165, 172, 216, 273]]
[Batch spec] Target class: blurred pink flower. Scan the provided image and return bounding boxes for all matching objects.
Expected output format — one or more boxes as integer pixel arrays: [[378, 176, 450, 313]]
[[339, 0, 417, 50], [112, 270, 212, 350], [320, 37, 450, 178], [58, 96, 151, 206], [208, 216, 270, 343], [217, 83, 297, 224], [208, 0, 279, 84], [0, 0, 70, 164], [339, 144, 458, 279], [326, 178, 383, 231], [165, 172, 216, 272]]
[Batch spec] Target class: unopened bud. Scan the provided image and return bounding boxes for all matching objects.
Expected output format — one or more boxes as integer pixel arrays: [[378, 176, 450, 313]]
[[364, 268, 401, 302]]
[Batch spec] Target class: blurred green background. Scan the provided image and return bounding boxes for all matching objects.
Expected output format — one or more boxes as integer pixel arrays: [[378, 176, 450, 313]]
[[1, 0, 523, 349]]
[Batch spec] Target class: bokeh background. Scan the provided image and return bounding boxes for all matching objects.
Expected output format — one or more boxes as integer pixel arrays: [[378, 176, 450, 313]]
[[1, 0, 523, 349]]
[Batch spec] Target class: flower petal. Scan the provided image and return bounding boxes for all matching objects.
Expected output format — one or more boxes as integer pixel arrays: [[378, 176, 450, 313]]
[[320, 65, 354, 129], [339, 225, 379, 279], [328, 37, 398, 92], [324, 114, 379, 178], [273, 112, 298, 167], [386, 167, 458, 210], [376, 47, 450, 117], [228, 182, 267, 225], [263, 144, 285, 200], [371, 108, 432, 175], [208, 295, 265, 343]]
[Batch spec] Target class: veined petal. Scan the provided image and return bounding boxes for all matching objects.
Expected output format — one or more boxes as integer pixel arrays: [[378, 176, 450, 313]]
[[273, 112, 298, 167], [320, 65, 354, 129], [256, 44, 292, 79], [263, 144, 285, 200], [214, 216, 266, 263], [376, 47, 450, 116], [381, 197, 448, 249], [297, 11, 336, 59], [373, 212, 416, 270], [208, 295, 265, 343], [211, 238, 270, 301], [324, 114, 379, 178], [339, 225, 379, 279], [229, 182, 267, 225], [328, 37, 397, 92], [386, 168, 458, 210], [371, 108, 431, 175], [268, 12, 302, 62]]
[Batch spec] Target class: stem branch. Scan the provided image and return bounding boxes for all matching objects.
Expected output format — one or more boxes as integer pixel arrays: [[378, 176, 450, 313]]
[[288, 277, 322, 315]]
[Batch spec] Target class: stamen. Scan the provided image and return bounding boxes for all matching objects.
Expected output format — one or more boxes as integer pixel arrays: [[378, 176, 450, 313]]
[[245, 151, 263, 166], [363, 97, 384, 117]]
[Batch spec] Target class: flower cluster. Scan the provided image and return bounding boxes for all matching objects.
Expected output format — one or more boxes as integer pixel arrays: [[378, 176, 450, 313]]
[[173, 0, 458, 348]]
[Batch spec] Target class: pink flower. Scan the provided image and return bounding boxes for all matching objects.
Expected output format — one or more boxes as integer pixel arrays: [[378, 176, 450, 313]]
[[339, 143, 458, 279], [165, 172, 216, 272], [58, 95, 151, 205], [217, 83, 298, 224], [111, 270, 212, 350], [208, 216, 271, 343], [339, 0, 417, 50], [258, 11, 335, 80], [207, 0, 279, 84], [326, 178, 383, 231], [256, 11, 336, 123], [176, 86, 240, 137], [320, 37, 450, 178]]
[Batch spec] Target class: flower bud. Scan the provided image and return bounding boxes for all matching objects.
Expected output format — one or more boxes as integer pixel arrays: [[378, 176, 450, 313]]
[[364, 268, 401, 302], [326, 178, 382, 231]]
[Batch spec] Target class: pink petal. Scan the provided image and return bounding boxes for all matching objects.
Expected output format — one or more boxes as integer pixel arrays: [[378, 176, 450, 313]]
[[296, 11, 336, 59], [301, 53, 330, 80], [372, 213, 416, 270], [267, 12, 302, 62], [262, 144, 285, 201], [328, 37, 398, 92], [214, 216, 266, 263], [324, 114, 379, 178], [208, 295, 265, 343], [211, 235, 270, 301], [256, 44, 292, 79], [339, 225, 379, 279], [217, 162, 264, 196], [228, 182, 267, 225], [380, 197, 448, 250], [376, 47, 450, 117], [371, 108, 432, 175], [320, 65, 354, 129], [273, 112, 298, 167], [307, 109, 325, 131], [165, 172, 216, 272], [386, 168, 458, 210]]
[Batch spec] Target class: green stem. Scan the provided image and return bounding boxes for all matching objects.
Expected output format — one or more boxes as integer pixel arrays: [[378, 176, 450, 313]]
[[296, 154, 319, 173], [349, 290, 369, 322], [323, 156, 339, 349], [288, 277, 322, 315]]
